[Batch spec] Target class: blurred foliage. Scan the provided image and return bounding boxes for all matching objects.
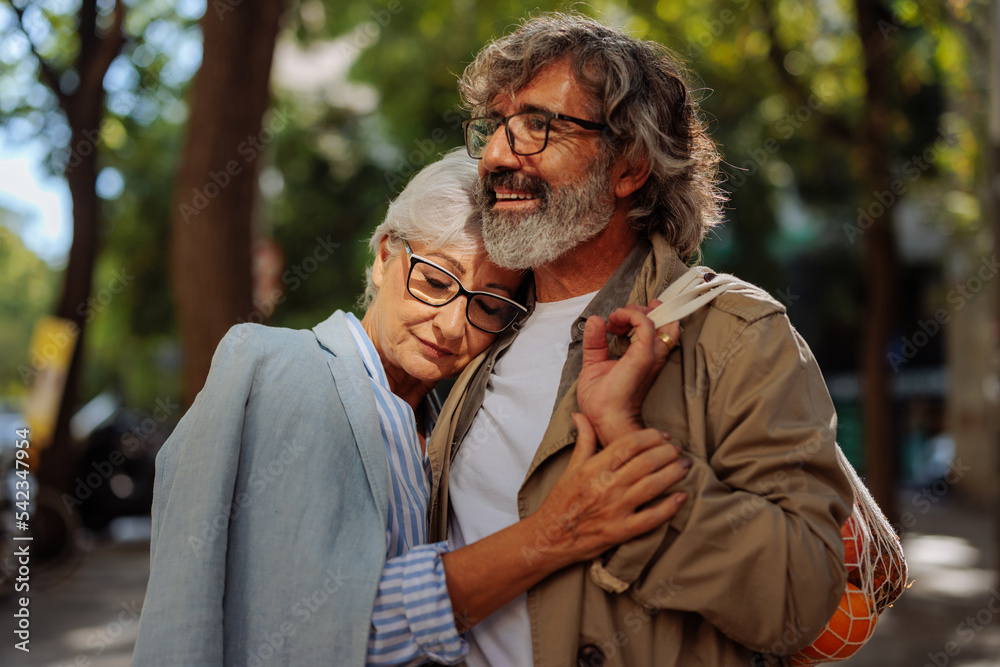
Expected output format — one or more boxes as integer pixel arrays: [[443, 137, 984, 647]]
[[0, 208, 58, 400], [0, 0, 198, 408], [0, 0, 990, 409]]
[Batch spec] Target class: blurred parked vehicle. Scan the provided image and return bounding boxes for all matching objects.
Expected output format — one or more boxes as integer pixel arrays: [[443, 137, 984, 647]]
[[67, 393, 168, 532]]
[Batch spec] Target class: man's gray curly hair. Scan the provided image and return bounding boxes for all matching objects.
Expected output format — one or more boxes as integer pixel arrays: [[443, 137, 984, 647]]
[[459, 12, 724, 263]]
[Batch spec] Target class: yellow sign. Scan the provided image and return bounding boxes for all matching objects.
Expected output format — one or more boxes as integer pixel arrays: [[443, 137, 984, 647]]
[[22, 316, 79, 451]]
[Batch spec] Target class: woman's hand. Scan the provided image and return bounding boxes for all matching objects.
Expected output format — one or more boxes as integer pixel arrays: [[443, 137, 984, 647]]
[[442, 414, 689, 632], [525, 413, 690, 570], [576, 302, 681, 445]]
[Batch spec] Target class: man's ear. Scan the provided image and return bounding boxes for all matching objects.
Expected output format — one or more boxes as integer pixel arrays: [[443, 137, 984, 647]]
[[372, 236, 392, 288], [613, 155, 651, 199]]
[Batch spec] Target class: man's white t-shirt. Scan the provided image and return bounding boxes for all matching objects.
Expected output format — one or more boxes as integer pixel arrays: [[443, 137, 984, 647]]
[[448, 291, 597, 667]]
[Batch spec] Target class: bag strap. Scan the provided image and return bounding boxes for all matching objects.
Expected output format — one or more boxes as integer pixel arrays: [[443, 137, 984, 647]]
[[629, 267, 742, 340]]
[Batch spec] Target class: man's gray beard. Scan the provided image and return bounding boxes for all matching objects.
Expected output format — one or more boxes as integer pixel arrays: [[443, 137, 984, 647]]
[[477, 159, 616, 271]]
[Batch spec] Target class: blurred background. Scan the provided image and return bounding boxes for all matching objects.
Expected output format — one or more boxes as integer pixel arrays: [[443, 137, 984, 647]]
[[0, 0, 997, 664]]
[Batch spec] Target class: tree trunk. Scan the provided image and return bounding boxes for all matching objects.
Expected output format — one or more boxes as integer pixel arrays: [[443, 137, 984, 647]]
[[170, 1, 287, 406], [856, 0, 900, 520], [989, 0, 1000, 574], [38, 124, 103, 497], [25, 0, 126, 502]]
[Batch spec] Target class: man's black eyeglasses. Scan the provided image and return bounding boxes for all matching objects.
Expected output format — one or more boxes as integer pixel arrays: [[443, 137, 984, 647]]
[[463, 111, 608, 159], [405, 242, 527, 334]]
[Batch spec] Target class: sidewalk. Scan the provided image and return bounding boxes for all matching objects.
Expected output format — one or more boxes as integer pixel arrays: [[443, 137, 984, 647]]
[[0, 521, 151, 667], [1, 496, 998, 666]]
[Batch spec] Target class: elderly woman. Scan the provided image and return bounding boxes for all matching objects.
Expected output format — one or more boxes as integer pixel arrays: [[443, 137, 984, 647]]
[[133, 150, 688, 666]]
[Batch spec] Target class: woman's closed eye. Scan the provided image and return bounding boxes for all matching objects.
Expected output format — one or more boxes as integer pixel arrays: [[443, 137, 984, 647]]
[[425, 276, 452, 291], [471, 299, 501, 317]]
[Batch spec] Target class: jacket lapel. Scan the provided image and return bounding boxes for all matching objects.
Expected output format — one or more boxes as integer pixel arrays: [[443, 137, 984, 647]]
[[312, 312, 389, 523]]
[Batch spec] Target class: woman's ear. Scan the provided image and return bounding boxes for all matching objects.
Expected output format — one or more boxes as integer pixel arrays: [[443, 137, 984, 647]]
[[613, 155, 651, 199], [372, 236, 392, 288]]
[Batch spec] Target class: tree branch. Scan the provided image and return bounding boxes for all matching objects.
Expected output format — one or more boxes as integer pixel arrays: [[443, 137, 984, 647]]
[[78, 0, 98, 64], [91, 1, 128, 84], [74, 0, 129, 128]]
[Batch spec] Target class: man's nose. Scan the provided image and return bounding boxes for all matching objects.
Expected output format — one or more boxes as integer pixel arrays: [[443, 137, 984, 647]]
[[479, 125, 521, 176]]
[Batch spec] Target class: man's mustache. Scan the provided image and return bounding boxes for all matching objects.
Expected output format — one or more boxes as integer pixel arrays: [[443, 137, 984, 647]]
[[478, 172, 550, 202]]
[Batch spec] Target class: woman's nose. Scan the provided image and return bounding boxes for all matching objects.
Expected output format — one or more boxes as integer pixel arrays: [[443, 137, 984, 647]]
[[434, 298, 467, 339]]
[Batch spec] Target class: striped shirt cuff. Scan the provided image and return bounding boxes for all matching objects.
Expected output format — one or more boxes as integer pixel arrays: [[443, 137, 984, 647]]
[[367, 542, 467, 666]]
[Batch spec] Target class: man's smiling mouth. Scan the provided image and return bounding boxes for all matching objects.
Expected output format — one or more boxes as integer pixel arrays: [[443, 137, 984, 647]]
[[495, 192, 536, 201]]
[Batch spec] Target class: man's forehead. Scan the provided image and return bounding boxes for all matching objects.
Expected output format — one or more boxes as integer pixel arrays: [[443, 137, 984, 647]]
[[483, 95, 554, 116], [484, 59, 589, 115]]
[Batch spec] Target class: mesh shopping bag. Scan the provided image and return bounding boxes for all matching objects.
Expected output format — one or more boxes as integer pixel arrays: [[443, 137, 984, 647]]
[[790, 448, 908, 665]]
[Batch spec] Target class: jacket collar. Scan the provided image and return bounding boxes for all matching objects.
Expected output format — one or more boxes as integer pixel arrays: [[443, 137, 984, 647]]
[[312, 310, 363, 360], [630, 233, 687, 307]]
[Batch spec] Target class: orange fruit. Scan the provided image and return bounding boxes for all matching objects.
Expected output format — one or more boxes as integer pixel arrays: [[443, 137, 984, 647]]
[[841, 516, 863, 575], [794, 583, 877, 662]]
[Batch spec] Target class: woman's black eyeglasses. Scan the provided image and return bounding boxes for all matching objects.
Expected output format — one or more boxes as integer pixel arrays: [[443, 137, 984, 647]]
[[404, 242, 527, 334]]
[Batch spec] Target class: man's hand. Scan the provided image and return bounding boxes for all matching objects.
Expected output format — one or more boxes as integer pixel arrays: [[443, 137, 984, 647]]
[[527, 413, 690, 570], [576, 302, 681, 445]]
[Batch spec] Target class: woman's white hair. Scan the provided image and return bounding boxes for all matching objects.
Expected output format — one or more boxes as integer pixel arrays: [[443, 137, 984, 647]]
[[362, 148, 484, 309]]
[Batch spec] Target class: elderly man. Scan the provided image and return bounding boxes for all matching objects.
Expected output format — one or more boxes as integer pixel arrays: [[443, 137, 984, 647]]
[[427, 13, 853, 667]]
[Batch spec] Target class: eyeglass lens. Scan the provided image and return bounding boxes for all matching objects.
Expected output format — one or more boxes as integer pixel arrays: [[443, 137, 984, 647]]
[[408, 262, 521, 333], [466, 113, 549, 158]]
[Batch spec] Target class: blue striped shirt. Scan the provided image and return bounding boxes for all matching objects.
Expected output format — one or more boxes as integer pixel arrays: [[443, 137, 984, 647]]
[[345, 313, 468, 666]]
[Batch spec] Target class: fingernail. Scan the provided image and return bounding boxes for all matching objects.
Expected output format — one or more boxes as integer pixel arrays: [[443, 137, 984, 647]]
[[676, 493, 688, 504], [680, 458, 692, 470], [661, 431, 672, 440]]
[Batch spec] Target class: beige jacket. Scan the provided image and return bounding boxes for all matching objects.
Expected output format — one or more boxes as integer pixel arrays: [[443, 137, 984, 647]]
[[427, 235, 853, 667]]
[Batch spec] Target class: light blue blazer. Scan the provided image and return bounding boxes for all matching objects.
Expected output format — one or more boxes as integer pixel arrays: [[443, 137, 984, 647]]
[[133, 311, 391, 666]]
